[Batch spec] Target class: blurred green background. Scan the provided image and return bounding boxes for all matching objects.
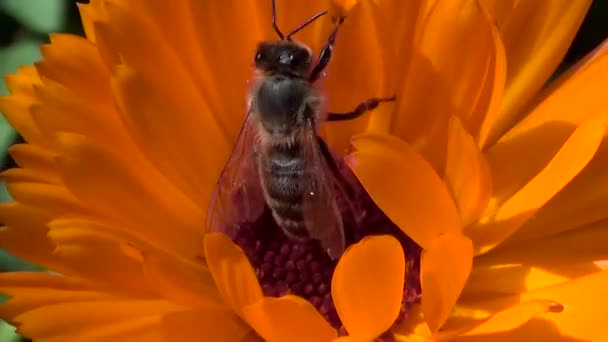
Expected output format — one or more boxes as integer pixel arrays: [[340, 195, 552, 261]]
[[0, 0, 607, 341]]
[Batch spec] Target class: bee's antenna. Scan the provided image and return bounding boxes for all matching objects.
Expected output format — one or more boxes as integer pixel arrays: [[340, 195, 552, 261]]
[[271, 0, 285, 40], [286, 10, 328, 40]]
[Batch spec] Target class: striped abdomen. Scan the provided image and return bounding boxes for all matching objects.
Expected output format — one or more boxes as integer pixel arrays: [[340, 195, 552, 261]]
[[259, 141, 309, 239]]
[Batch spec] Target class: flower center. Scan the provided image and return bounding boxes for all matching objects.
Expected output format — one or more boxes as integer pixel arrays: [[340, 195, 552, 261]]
[[231, 156, 422, 333]]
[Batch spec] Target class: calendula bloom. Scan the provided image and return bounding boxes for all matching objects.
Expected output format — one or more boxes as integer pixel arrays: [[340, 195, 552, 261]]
[[1, 0, 607, 340]]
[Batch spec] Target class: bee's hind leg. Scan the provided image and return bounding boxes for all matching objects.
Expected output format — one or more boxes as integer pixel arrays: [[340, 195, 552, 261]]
[[326, 95, 396, 122]]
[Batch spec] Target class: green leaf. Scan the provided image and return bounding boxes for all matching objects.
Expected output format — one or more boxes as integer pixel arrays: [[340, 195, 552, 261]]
[[1, 0, 66, 33], [0, 320, 21, 342]]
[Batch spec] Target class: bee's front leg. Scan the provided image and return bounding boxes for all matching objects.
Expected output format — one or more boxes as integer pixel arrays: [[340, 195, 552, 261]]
[[326, 95, 396, 122]]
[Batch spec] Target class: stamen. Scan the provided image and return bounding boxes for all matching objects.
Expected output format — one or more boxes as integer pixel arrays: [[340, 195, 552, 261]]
[[231, 155, 422, 332]]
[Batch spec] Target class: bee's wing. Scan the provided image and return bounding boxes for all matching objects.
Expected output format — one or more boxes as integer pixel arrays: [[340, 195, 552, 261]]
[[300, 119, 346, 259], [207, 110, 265, 238]]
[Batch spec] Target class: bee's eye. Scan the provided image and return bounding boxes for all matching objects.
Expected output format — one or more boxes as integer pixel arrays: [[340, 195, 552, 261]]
[[255, 52, 263, 62]]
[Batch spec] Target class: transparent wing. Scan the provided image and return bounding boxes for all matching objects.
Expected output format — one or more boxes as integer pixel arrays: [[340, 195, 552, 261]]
[[206, 110, 265, 238], [300, 119, 346, 259]]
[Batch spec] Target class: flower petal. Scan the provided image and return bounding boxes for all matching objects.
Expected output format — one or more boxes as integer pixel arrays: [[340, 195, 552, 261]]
[[8, 144, 60, 184], [460, 270, 608, 341], [472, 114, 607, 254], [444, 300, 563, 339], [492, 51, 608, 243], [465, 221, 608, 296], [445, 116, 492, 227], [6, 181, 84, 215], [391, 0, 497, 170], [516, 270, 608, 341], [37, 34, 112, 109], [14, 299, 184, 340], [502, 43, 608, 141], [347, 134, 461, 249], [421, 233, 473, 332], [29, 78, 125, 150], [46, 225, 155, 296], [0, 204, 66, 272], [54, 316, 166, 342], [54, 132, 205, 260], [483, 0, 592, 144], [111, 65, 228, 210], [332, 235, 405, 340], [77, 0, 107, 43], [142, 251, 223, 309], [0, 96, 47, 148], [324, 0, 388, 152], [242, 295, 337, 342], [162, 308, 253, 342], [204, 233, 263, 313]]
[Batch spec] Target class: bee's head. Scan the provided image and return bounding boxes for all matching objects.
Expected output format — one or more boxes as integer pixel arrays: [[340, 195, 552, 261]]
[[254, 40, 312, 78]]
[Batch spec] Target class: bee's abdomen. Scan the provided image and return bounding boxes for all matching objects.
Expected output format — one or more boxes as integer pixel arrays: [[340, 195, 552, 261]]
[[261, 143, 308, 238]]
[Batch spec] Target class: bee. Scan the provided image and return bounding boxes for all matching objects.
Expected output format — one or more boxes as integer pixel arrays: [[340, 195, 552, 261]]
[[208, 0, 395, 259]]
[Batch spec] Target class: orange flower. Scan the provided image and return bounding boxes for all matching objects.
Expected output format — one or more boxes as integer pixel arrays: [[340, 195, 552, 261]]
[[1, 0, 606, 341]]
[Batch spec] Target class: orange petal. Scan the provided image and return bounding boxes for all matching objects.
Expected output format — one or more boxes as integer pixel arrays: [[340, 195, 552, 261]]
[[445, 116, 492, 227], [242, 295, 337, 342], [483, 0, 592, 144], [8, 144, 60, 184], [37, 34, 112, 109], [421, 233, 473, 332], [0, 96, 48, 148], [490, 54, 608, 243], [332, 235, 405, 340], [99, 0, 234, 142], [0, 272, 90, 296], [505, 45, 608, 140], [36, 316, 167, 342], [441, 300, 563, 339], [204, 233, 263, 313], [14, 299, 184, 339], [473, 114, 607, 254], [6, 181, 84, 214], [111, 65, 228, 209], [465, 221, 608, 296], [392, 0, 497, 170], [0, 204, 68, 272], [4, 65, 40, 97], [1, 168, 53, 185], [0, 289, 112, 321], [162, 309, 252, 342], [48, 218, 174, 269], [189, 0, 270, 140], [54, 132, 205, 260], [516, 270, 608, 341], [46, 225, 155, 296], [347, 134, 461, 249], [142, 251, 223, 309], [473, 19, 507, 148], [372, 0, 424, 118], [29, 78, 126, 150], [323, 0, 388, 152], [459, 271, 608, 341], [77, 0, 108, 43]]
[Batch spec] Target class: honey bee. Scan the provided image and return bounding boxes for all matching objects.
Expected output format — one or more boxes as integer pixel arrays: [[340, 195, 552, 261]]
[[208, 0, 395, 259]]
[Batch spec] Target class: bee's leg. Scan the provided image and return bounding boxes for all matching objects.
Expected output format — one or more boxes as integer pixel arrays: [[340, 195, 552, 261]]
[[326, 95, 396, 122], [309, 17, 344, 83]]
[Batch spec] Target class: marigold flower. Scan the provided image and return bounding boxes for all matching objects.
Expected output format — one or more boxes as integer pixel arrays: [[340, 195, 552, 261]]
[[0, 0, 606, 341]]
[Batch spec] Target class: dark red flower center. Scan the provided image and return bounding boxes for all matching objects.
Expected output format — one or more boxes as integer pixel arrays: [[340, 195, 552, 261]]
[[230, 156, 421, 334]]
